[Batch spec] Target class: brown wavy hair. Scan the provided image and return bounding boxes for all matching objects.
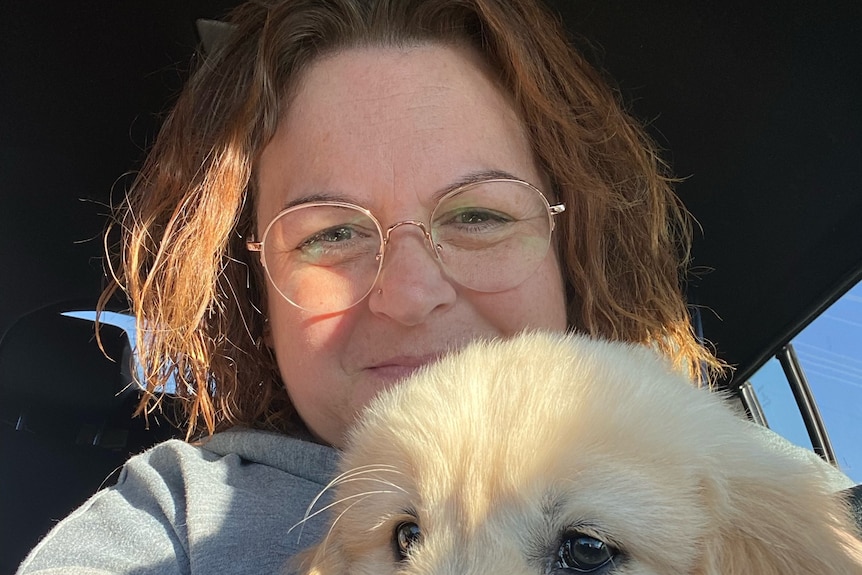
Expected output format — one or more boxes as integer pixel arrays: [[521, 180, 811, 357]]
[[100, 0, 724, 439]]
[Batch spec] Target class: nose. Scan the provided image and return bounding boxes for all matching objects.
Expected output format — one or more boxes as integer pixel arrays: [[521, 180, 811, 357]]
[[367, 221, 457, 325]]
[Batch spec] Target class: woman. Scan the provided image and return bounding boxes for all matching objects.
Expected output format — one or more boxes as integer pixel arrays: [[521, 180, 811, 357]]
[[18, 0, 768, 573]]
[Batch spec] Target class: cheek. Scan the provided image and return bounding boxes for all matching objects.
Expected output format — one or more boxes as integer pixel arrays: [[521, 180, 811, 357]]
[[482, 253, 567, 334], [536, 255, 568, 329], [265, 290, 362, 442], [265, 293, 345, 396]]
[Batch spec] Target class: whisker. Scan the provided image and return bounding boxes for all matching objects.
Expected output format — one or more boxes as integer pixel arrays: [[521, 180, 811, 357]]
[[290, 489, 399, 541], [314, 494, 377, 559], [331, 475, 408, 494], [291, 464, 408, 542], [329, 463, 403, 485], [303, 465, 405, 523]]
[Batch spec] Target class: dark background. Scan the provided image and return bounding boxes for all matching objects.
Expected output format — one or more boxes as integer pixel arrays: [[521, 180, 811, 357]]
[[553, 1, 862, 380]]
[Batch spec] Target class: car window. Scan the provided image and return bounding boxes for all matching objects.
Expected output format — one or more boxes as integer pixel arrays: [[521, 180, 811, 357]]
[[748, 356, 813, 451], [746, 280, 862, 483], [63, 310, 179, 395]]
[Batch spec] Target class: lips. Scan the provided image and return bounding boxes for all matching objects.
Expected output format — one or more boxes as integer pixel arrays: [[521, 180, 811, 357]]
[[364, 353, 446, 383]]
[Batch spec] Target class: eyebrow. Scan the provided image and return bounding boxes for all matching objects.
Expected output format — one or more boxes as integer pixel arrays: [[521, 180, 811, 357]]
[[280, 168, 525, 211], [281, 192, 354, 211], [437, 169, 522, 198]]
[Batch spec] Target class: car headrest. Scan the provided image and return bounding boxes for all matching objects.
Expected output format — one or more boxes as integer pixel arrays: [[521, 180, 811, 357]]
[[0, 303, 133, 414]]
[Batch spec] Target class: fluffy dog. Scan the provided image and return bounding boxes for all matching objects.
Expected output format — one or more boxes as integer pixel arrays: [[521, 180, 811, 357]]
[[298, 332, 862, 574]]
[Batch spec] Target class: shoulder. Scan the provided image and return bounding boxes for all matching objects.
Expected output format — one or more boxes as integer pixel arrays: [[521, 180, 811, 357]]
[[18, 429, 340, 575], [113, 428, 342, 546]]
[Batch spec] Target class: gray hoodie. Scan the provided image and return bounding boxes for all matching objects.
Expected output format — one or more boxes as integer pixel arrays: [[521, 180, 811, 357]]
[[17, 428, 339, 575]]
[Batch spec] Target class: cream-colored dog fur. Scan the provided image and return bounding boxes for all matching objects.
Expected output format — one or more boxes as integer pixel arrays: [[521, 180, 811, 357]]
[[299, 332, 862, 574]]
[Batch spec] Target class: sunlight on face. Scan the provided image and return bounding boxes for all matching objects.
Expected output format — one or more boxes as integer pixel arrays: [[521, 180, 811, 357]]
[[256, 44, 568, 447]]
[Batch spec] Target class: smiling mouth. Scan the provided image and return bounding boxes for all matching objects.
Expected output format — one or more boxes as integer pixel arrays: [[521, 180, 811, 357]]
[[366, 354, 445, 383], [366, 364, 424, 383]]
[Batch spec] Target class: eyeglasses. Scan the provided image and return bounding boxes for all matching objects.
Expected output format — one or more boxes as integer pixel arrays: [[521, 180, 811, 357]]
[[247, 178, 565, 314]]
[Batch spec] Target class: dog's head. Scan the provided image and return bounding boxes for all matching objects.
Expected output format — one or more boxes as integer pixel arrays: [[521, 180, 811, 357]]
[[298, 332, 862, 575]]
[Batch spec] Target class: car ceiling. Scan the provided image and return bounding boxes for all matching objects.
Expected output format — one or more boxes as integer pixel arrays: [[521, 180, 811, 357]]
[[2, 0, 861, 391]]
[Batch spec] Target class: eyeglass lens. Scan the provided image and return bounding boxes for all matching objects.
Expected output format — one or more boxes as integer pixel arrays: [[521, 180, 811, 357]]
[[259, 180, 555, 313]]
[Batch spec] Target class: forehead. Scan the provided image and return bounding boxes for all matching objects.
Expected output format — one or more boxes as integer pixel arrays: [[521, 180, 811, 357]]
[[255, 44, 539, 223]]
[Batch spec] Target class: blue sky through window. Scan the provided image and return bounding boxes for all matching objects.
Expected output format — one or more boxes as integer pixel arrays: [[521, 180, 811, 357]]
[[749, 280, 861, 483], [62, 310, 178, 395], [793, 281, 862, 482]]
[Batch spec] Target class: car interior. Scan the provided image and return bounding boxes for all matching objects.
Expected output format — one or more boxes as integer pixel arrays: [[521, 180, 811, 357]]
[[2, 0, 861, 572]]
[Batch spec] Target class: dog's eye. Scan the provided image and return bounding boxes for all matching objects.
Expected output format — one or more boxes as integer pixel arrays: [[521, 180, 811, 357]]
[[557, 532, 617, 573], [394, 521, 422, 560]]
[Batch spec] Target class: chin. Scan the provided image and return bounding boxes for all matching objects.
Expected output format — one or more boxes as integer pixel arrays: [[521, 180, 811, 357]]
[[296, 331, 862, 575]]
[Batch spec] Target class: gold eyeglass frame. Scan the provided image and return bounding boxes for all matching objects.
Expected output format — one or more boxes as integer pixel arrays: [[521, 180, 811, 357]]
[[246, 177, 565, 312]]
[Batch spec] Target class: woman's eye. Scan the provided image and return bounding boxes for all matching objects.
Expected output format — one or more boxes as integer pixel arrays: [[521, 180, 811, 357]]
[[455, 209, 498, 224], [557, 532, 617, 573], [393, 521, 422, 560], [296, 225, 377, 265], [440, 207, 512, 227], [301, 225, 356, 246]]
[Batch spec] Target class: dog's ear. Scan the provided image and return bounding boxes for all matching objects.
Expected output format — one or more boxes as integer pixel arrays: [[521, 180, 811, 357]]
[[697, 469, 862, 574]]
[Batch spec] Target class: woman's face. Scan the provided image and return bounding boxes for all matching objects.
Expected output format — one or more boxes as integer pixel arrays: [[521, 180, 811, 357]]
[[256, 44, 568, 447]]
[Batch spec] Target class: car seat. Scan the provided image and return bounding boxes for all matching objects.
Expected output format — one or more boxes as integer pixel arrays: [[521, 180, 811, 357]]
[[0, 302, 178, 573]]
